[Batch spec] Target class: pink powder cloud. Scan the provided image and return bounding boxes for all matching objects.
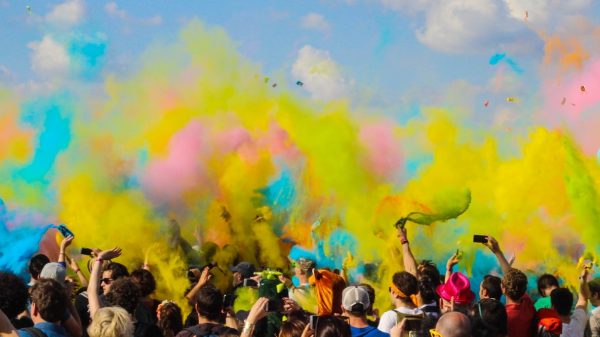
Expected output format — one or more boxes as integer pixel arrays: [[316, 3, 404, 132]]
[[359, 122, 403, 180], [142, 120, 207, 205], [542, 58, 600, 155]]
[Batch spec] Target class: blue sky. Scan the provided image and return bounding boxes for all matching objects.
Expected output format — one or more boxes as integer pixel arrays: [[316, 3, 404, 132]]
[[1, 0, 600, 107]]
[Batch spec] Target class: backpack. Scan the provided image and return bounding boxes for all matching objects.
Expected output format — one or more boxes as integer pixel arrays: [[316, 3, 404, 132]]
[[536, 308, 562, 337], [394, 311, 435, 337], [21, 327, 49, 337]]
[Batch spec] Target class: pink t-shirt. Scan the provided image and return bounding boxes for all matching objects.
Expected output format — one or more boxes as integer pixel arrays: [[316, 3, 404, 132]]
[[506, 294, 536, 337]]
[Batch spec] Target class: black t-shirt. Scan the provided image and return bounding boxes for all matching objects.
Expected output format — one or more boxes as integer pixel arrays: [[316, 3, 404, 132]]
[[134, 322, 164, 337], [11, 317, 34, 329]]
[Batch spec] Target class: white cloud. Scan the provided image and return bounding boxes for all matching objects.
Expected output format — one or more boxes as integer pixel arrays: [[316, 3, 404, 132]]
[[45, 0, 84, 26], [379, 0, 591, 54], [27, 35, 70, 77], [291, 45, 350, 101], [301, 13, 331, 35], [105, 2, 162, 25], [0, 65, 14, 81], [105, 2, 126, 19]]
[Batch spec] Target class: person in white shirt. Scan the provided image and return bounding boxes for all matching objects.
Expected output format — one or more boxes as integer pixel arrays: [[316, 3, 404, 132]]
[[377, 272, 423, 333], [550, 268, 590, 337]]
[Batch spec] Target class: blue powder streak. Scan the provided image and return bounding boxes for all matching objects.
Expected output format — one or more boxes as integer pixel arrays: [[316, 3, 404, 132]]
[[257, 169, 296, 212], [0, 199, 52, 279], [18, 103, 71, 183], [489, 53, 523, 74]]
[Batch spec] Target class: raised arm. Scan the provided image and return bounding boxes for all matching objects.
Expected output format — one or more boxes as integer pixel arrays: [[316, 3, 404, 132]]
[[484, 236, 511, 275], [445, 251, 461, 283], [87, 248, 122, 318], [576, 266, 591, 310], [67, 255, 88, 288], [185, 266, 212, 304], [59, 236, 74, 265], [62, 281, 83, 337], [398, 226, 418, 276]]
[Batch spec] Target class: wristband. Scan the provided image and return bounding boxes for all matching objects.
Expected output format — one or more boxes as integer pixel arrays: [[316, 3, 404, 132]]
[[74, 269, 81, 273], [400, 238, 409, 245], [243, 322, 255, 334], [96, 258, 104, 263]]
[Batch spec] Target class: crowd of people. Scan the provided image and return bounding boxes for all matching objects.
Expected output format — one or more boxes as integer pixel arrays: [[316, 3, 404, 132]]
[[1, 224, 600, 337]]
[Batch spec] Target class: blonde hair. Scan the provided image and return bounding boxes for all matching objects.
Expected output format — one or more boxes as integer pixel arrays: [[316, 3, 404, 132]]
[[88, 307, 134, 337]]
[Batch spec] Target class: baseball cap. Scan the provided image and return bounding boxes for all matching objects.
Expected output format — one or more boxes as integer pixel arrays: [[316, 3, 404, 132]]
[[40, 262, 66, 284], [342, 286, 370, 313], [230, 262, 255, 279]]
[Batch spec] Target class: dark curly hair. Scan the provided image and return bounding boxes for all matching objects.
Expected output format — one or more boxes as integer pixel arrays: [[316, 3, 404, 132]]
[[106, 277, 141, 314], [0, 272, 29, 318], [131, 268, 156, 297], [158, 301, 183, 337], [470, 299, 507, 337], [502, 268, 528, 301], [392, 271, 419, 298], [28, 254, 50, 279], [103, 262, 129, 280], [30, 279, 68, 323]]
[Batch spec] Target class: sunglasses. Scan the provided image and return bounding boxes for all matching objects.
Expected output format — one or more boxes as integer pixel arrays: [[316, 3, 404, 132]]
[[429, 329, 443, 337], [101, 278, 113, 285]]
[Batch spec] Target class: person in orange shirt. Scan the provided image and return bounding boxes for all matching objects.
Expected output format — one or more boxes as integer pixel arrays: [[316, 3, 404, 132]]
[[309, 269, 346, 315]]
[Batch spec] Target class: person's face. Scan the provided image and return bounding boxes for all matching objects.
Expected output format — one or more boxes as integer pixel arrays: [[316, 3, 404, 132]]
[[233, 271, 242, 286], [543, 286, 557, 297], [591, 293, 600, 307], [479, 282, 488, 299], [101, 270, 114, 294]]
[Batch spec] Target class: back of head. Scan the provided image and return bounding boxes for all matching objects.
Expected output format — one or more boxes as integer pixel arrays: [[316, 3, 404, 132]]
[[502, 268, 528, 301], [392, 271, 419, 297], [104, 262, 129, 280], [358, 283, 375, 313], [28, 254, 50, 280], [314, 316, 351, 337], [418, 260, 442, 287], [436, 312, 472, 337], [158, 301, 183, 337], [482, 275, 502, 300], [537, 274, 559, 297], [194, 284, 223, 322], [471, 299, 507, 337], [131, 268, 156, 297], [418, 273, 439, 304], [589, 278, 600, 298], [106, 277, 141, 315], [0, 271, 29, 319], [342, 285, 370, 316], [279, 319, 307, 337], [88, 306, 134, 337], [550, 288, 573, 316], [30, 278, 68, 323]]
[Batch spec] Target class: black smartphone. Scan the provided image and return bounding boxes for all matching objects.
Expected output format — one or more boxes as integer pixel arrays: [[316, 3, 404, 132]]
[[80, 248, 93, 256], [57, 224, 74, 238], [309, 315, 318, 331], [404, 317, 421, 331], [266, 299, 282, 312], [243, 278, 258, 287], [473, 235, 487, 243], [223, 294, 235, 308]]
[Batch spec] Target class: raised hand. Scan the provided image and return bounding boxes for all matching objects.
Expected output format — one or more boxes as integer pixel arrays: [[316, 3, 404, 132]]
[[60, 235, 74, 251], [97, 247, 122, 261]]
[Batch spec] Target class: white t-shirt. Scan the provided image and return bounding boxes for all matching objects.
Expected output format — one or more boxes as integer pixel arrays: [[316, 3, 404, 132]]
[[561, 308, 587, 337], [377, 307, 424, 333]]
